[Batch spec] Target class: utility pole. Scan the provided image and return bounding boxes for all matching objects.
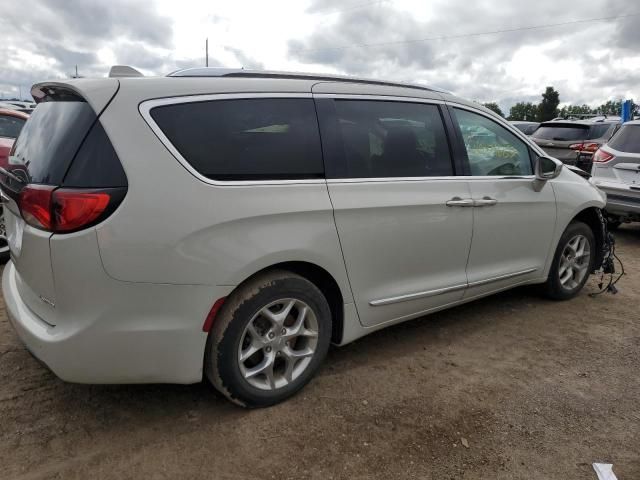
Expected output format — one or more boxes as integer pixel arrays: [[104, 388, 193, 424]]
[[205, 38, 209, 67], [70, 65, 81, 79]]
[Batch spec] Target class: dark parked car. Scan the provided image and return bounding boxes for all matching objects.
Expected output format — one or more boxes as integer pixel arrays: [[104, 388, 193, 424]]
[[531, 119, 620, 171], [510, 121, 539, 135]]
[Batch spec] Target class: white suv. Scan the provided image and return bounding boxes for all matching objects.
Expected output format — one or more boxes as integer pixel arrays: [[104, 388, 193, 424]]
[[590, 120, 640, 228], [1, 68, 608, 407]]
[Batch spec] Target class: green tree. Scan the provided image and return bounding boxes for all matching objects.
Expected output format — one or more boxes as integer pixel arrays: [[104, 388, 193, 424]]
[[593, 99, 637, 116], [482, 102, 504, 117], [558, 104, 594, 118], [537, 87, 560, 122], [508, 102, 538, 121]]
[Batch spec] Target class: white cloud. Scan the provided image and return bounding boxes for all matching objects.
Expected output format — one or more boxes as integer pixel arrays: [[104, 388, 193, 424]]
[[1, 0, 639, 113]]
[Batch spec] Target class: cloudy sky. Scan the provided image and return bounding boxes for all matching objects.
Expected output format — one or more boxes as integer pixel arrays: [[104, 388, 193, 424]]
[[1, 0, 639, 112]]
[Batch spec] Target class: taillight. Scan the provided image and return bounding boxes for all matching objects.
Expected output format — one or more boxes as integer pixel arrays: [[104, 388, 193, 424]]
[[592, 149, 615, 163], [19, 185, 55, 230], [18, 186, 124, 233], [582, 143, 600, 153], [569, 142, 600, 152]]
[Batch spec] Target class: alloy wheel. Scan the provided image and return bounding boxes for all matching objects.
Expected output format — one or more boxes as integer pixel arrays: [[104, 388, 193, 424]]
[[238, 298, 319, 391], [558, 234, 591, 290]]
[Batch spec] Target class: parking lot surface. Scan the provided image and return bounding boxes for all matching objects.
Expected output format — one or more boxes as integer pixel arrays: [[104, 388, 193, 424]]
[[1, 226, 639, 480]]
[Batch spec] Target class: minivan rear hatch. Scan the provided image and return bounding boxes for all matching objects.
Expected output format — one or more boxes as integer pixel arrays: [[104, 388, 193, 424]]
[[0, 81, 120, 325]]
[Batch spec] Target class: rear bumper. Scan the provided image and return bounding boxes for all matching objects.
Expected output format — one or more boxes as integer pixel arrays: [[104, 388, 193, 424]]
[[596, 183, 640, 217], [3, 261, 231, 384], [575, 153, 594, 173]]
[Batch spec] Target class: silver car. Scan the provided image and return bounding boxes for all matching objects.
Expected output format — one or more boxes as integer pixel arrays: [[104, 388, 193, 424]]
[[1, 68, 608, 407], [591, 120, 640, 228]]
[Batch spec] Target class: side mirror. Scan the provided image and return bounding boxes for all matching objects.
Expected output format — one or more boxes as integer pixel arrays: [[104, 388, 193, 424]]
[[533, 155, 562, 191], [535, 155, 562, 180]]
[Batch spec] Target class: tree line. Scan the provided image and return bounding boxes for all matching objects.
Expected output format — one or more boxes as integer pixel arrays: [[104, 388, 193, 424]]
[[481, 87, 637, 122]]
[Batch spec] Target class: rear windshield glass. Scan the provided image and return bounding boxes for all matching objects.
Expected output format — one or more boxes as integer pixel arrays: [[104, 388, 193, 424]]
[[531, 125, 589, 141], [607, 125, 640, 153], [513, 124, 538, 135], [10, 101, 96, 184], [150, 98, 324, 181], [0, 115, 26, 139], [588, 123, 615, 140]]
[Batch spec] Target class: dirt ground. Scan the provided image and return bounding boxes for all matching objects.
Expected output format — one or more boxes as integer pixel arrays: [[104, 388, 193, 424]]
[[1, 227, 639, 480]]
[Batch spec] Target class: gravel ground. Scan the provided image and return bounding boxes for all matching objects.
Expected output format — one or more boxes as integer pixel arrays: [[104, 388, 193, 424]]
[[1, 225, 639, 480]]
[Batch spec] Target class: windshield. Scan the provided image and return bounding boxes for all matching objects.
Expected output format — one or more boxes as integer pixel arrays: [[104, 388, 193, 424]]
[[0, 115, 26, 139], [531, 125, 589, 141]]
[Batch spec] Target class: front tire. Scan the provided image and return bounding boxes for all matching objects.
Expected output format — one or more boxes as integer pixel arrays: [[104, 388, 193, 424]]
[[205, 270, 332, 408], [544, 221, 595, 300]]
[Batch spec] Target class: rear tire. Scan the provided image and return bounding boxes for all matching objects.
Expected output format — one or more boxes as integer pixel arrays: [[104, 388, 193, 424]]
[[544, 221, 595, 300], [205, 270, 332, 408]]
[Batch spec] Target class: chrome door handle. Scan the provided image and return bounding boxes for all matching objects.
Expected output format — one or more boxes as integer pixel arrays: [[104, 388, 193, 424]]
[[446, 197, 475, 207], [474, 196, 498, 207]]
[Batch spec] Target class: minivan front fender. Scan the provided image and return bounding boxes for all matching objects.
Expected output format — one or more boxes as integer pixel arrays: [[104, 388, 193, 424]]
[[545, 169, 606, 277]]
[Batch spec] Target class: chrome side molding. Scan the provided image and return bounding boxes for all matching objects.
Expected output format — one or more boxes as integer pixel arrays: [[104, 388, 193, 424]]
[[370, 283, 467, 306], [467, 268, 538, 287], [370, 268, 538, 306]]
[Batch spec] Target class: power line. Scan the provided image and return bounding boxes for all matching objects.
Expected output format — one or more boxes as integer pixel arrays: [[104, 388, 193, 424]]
[[293, 12, 640, 54]]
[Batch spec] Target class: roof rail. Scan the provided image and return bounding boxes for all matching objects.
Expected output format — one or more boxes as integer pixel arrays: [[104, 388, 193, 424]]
[[109, 65, 144, 78], [167, 67, 447, 93]]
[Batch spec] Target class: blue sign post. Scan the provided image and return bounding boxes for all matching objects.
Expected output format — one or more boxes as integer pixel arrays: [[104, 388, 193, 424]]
[[621, 99, 632, 123]]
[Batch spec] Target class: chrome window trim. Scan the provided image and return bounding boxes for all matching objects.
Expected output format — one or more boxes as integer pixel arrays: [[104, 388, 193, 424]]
[[139, 93, 326, 187], [139, 92, 543, 186], [370, 268, 537, 306], [327, 175, 535, 184]]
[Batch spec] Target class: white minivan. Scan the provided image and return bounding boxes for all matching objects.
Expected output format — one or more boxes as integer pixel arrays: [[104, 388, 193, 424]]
[[1, 68, 608, 407]]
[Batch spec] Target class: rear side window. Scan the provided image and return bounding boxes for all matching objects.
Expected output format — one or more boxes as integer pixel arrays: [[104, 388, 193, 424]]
[[532, 125, 589, 141], [10, 100, 96, 184], [588, 124, 615, 140], [608, 125, 640, 153], [0, 114, 26, 139], [328, 100, 453, 178], [63, 121, 128, 188], [150, 98, 324, 181]]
